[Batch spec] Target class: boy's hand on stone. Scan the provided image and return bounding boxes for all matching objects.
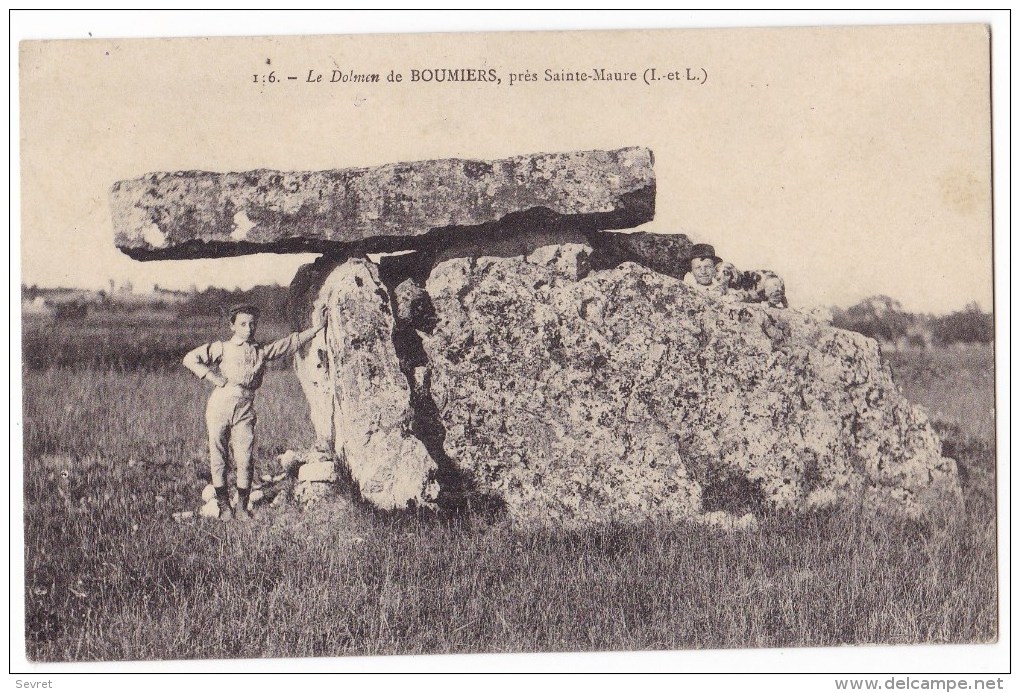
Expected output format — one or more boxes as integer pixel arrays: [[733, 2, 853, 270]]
[[313, 304, 328, 330]]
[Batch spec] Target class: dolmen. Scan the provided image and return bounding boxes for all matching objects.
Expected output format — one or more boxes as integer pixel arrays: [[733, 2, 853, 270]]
[[111, 147, 960, 527]]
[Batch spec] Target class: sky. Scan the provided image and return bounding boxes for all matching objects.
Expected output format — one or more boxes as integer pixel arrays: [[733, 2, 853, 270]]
[[18, 14, 994, 315]]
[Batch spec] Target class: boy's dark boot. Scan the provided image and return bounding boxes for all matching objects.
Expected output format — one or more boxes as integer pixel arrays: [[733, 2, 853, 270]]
[[234, 486, 252, 522], [214, 485, 233, 522]]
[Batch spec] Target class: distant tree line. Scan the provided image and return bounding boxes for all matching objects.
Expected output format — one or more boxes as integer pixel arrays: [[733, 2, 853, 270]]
[[24, 283, 293, 324], [175, 284, 291, 323], [831, 296, 993, 347]]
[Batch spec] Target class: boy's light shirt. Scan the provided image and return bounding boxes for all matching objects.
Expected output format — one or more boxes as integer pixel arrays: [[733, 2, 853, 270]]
[[183, 332, 304, 392]]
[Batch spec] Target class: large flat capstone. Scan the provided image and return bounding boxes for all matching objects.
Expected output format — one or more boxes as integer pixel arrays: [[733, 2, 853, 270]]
[[111, 147, 655, 260]]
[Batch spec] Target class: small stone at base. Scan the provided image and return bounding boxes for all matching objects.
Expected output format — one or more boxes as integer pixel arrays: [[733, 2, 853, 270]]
[[298, 461, 337, 483], [199, 498, 220, 518]]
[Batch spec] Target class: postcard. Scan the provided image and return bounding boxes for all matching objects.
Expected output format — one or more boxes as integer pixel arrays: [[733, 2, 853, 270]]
[[16, 17, 1000, 678]]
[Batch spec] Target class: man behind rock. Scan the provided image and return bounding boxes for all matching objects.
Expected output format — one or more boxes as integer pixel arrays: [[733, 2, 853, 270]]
[[683, 243, 729, 298], [683, 243, 788, 308]]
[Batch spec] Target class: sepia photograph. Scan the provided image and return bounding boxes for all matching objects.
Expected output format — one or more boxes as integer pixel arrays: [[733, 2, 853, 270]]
[[12, 10, 1006, 680]]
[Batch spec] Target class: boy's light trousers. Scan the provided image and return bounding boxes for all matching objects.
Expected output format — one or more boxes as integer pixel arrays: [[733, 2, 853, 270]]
[[205, 385, 257, 488]]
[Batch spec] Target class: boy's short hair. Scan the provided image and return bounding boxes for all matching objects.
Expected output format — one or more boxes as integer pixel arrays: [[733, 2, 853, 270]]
[[227, 303, 260, 323]]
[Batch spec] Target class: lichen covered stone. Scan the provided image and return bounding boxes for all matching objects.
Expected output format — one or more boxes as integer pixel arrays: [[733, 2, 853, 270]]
[[421, 249, 960, 525]]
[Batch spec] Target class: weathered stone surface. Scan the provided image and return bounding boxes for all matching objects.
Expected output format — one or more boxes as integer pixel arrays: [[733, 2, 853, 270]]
[[298, 461, 338, 483], [309, 259, 439, 509], [293, 480, 336, 505], [293, 330, 334, 451], [526, 243, 593, 281], [419, 248, 960, 525], [588, 230, 693, 280], [290, 259, 342, 450], [111, 148, 655, 260], [285, 239, 957, 526], [277, 450, 302, 475], [393, 278, 434, 329], [373, 228, 697, 288]]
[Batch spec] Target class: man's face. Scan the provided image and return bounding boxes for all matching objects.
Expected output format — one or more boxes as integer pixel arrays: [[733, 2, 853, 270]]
[[763, 278, 785, 307], [691, 256, 717, 286], [231, 312, 258, 342]]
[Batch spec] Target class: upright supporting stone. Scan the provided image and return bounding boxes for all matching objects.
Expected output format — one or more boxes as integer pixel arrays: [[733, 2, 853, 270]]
[[313, 259, 438, 509]]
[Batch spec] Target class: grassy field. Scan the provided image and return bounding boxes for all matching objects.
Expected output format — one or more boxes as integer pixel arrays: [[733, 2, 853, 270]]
[[21, 319, 998, 661]]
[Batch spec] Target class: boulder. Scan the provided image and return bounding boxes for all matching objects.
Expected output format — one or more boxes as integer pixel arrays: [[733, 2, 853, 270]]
[[110, 147, 655, 260], [276, 450, 302, 475], [393, 278, 434, 328], [288, 245, 959, 525], [418, 248, 959, 524]]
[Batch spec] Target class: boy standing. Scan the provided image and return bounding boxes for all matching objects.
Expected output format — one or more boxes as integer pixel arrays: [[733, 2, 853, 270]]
[[183, 302, 327, 521]]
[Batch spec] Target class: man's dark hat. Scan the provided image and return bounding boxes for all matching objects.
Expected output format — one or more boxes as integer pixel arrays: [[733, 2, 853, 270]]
[[227, 303, 260, 321], [690, 243, 721, 264]]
